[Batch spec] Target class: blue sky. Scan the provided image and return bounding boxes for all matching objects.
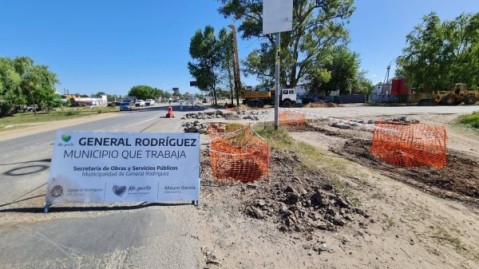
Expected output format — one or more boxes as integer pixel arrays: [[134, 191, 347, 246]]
[[1, 0, 478, 96]]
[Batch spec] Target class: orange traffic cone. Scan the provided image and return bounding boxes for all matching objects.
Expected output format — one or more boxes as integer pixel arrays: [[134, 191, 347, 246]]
[[166, 106, 174, 118]]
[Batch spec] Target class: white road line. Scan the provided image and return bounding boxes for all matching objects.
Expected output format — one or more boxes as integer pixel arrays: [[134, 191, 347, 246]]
[[122, 116, 159, 129]]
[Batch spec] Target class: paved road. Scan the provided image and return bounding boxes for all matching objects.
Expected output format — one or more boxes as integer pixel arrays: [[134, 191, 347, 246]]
[[0, 104, 203, 269]]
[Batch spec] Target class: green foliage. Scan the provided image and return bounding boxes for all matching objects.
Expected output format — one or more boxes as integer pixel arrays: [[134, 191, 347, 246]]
[[397, 12, 479, 91], [127, 85, 168, 100], [353, 72, 374, 94], [218, 0, 356, 89], [0, 56, 58, 116], [254, 124, 294, 149], [458, 112, 479, 129], [188, 26, 225, 105], [310, 46, 360, 95], [218, 27, 237, 105]]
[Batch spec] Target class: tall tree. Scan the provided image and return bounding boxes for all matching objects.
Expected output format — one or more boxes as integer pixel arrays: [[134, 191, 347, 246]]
[[312, 45, 359, 95], [218, 0, 355, 88], [397, 12, 479, 91], [218, 28, 236, 106], [188, 26, 223, 106], [0, 58, 23, 115], [0, 56, 57, 116], [128, 85, 155, 100]]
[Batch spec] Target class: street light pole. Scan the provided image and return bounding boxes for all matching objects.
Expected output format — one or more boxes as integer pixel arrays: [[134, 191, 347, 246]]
[[274, 33, 280, 130]]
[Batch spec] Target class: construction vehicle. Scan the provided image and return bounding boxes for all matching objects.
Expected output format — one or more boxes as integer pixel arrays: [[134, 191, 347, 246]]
[[62, 94, 107, 107], [239, 87, 297, 107], [414, 83, 479, 106], [229, 24, 297, 108]]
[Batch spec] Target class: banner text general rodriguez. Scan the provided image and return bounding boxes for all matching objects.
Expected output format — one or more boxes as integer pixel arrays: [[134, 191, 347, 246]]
[[78, 137, 197, 147]]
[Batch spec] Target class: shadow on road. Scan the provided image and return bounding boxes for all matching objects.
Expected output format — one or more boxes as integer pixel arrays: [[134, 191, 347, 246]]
[[1, 158, 51, 177], [0, 158, 51, 166]]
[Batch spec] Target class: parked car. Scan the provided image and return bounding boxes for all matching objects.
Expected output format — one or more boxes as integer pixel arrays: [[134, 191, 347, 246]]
[[145, 99, 155, 106], [119, 102, 132, 111], [135, 99, 145, 107], [107, 101, 121, 107]]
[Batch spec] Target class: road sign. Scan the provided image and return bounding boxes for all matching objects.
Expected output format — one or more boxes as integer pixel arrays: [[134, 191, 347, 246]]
[[262, 0, 293, 34]]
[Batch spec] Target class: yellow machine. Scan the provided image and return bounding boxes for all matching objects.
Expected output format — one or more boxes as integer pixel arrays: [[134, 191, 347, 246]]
[[415, 83, 479, 105], [433, 83, 478, 105]]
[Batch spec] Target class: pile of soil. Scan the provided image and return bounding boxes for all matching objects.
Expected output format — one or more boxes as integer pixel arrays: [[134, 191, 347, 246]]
[[304, 101, 339, 108], [334, 138, 479, 204], [201, 149, 370, 236]]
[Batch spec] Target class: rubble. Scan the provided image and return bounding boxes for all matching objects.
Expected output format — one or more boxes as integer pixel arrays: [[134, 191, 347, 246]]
[[181, 110, 269, 133], [240, 150, 369, 233]]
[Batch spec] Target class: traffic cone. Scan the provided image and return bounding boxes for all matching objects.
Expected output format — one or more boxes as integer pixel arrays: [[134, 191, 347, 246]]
[[166, 106, 174, 118]]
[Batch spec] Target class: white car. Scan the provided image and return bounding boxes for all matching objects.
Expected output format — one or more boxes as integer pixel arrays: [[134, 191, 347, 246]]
[[145, 99, 155, 106], [135, 99, 145, 107]]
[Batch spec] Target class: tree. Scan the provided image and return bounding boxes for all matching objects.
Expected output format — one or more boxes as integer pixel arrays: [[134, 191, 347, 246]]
[[0, 56, 58, 116], [313, 46, 359, 95], [0, 58, 23, 115], [396, 12, 479, 92], [218, 0, 355, 88], [188, 26, 223, 106], [218, 28, 236, 106], [128, 85, 164, 100], [352, 72, 373, 94]]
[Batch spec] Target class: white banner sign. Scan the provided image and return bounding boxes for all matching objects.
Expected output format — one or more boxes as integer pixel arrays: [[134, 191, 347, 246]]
[[46, 131, 200, 205]]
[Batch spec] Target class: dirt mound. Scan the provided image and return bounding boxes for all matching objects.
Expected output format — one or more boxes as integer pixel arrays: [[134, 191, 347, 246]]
[[201, 149, 370, 236], [335, 138, 479, 204], [304, 101, 339, 108]]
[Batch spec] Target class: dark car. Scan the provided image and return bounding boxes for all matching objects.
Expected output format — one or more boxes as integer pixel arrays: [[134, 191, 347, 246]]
[[119, 102, 132, 111], [107, 101, 121, 107]]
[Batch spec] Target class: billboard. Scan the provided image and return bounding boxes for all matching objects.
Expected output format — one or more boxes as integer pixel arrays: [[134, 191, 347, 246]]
[[46, 131, 200, 206]]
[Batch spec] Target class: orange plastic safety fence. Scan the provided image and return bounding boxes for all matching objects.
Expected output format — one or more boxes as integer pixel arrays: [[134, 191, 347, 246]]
[[209, 127, 270, 182], [371, 122, 447, 169], [279, 110, 306, 126], [207, 123, 226, 139]]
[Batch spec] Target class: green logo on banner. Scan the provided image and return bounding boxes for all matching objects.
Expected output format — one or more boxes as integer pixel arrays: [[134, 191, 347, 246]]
[[61, 134, 72, 142]]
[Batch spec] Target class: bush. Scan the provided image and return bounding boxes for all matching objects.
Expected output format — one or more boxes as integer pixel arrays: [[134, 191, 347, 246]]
[[458, 112, 479, 129], [64, 111, 80, 116]]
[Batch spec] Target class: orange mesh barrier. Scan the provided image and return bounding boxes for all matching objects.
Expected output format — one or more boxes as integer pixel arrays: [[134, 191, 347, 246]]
[[207, 123, 226, 139], [279, 110, 306, 126], [210, 127, 270, 182], [371, 122, 447, 169]]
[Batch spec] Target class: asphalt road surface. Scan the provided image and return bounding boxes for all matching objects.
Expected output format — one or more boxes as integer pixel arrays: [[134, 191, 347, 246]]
[[0, 104, 204, 269]]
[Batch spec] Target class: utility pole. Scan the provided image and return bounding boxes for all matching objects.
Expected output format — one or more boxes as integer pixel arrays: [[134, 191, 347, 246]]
[[228, 24, 242, 106], [274, 33, 280, 130]]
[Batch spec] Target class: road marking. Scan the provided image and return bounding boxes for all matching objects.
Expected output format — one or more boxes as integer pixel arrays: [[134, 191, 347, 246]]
[[121, 117, 159, 130]]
